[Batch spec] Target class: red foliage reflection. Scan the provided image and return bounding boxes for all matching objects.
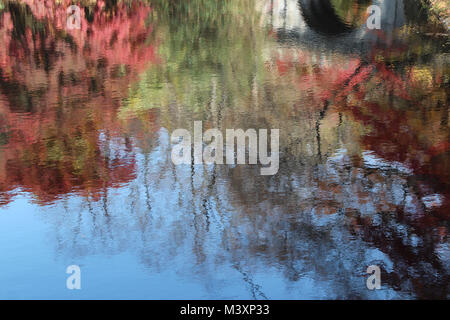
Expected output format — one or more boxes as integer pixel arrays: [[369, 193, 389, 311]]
[[0, 0, 159, 204]]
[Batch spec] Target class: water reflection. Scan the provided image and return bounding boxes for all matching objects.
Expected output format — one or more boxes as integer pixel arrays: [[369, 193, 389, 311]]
[[0, 0, 448, 299], [0, 0, 158, 204]]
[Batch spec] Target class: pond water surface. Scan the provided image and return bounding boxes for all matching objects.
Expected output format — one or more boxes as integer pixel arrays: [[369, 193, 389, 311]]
[[0, 0, 449, 299]]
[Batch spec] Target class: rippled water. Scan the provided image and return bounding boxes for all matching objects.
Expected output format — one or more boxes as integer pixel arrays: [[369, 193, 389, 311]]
[[0, 0, 448, 299]]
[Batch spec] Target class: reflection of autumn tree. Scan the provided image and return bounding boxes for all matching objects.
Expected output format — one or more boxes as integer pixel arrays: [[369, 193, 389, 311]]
[[71, 0, 447, 298], [335, 55, 449, 299], [1, 0, 446, 299], [0, 0, 159, 204], [223, 153, 448, 298], [343, 65, 449, 218], [221, 33, 449, 297], [262, 38, 449, 210], [219, 48, 448, 296]]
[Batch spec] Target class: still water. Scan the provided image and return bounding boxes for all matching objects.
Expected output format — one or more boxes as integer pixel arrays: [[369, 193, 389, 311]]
[[0, 0, 448, 299]]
